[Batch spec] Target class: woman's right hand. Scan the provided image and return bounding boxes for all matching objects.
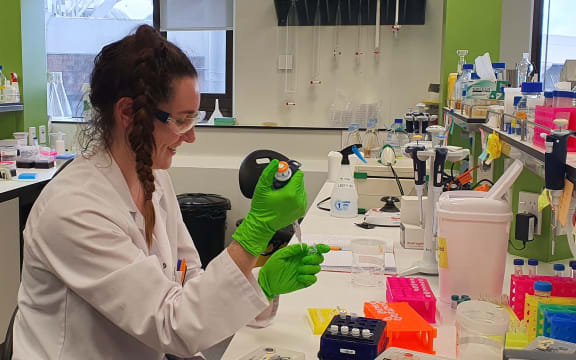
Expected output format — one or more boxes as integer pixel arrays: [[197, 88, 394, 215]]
[[233, 159, 307, 256]]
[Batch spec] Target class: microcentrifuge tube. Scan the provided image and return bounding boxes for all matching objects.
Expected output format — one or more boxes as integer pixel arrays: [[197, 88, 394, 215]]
[[351, 328, 360, 337], [361, 329, 372, 338], [329, 325, 339, 335], [340, 326, 349, 335]]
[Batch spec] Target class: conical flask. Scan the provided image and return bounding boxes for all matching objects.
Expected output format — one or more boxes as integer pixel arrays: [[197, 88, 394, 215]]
[[47, 72, 72, 121]]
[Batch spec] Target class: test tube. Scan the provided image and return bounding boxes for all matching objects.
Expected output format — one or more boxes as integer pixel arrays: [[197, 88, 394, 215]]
[[534, 281, 552, 297], [528, 259, 538, 276], [451, 295, 460, 310], [554, 263, 565, 277], [570, 260, 576, 279], [513, 259, 525, 275]]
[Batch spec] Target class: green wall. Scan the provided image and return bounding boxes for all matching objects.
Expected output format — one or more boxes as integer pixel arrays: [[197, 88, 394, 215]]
[[440, 0, 503, 112], [0, 0, 47, 139]]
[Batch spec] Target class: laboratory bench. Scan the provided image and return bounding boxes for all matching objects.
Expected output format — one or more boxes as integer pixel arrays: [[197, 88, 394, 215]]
[[221, 181, 530, 360], [0, 167, 57, 336]]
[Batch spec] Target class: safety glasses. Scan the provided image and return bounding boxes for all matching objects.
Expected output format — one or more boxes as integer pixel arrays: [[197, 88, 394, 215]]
[[155, 109, 199, 134]]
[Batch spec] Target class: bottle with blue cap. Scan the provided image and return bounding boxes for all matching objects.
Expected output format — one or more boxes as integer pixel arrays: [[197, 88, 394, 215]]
[[513, 259, 524, 276], [527, 258, 538, 276], [553, 263, 565, 277], [492, 62, 507, 81], [517, 82, 543, 142], [534, 281, 552, 297]]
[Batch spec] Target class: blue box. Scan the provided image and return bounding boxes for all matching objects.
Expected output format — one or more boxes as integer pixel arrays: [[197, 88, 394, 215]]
[[318, 315, 387, 360]]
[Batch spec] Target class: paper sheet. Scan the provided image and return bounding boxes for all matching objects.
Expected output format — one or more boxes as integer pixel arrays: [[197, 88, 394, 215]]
[[301, 233, 394, 253]]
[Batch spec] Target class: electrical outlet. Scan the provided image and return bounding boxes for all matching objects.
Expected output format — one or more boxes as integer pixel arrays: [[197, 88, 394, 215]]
[[518, 191, 542, 235], [476, 157, 493, 184]]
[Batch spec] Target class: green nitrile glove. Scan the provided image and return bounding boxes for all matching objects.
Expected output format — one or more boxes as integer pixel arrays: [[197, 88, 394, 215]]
[[258, 244, 330, 301], [233, 159, 307, 256]]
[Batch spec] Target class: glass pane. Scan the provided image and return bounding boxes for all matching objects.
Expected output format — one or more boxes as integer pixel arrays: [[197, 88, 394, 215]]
[[45, 0, 153, 119], [167, 31, 227, 94], [540, 0, 576, 91]]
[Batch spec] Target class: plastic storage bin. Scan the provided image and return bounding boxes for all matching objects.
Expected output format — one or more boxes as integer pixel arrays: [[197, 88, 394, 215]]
[[456, 301, 509, 360], [437, 191, 513, 302], [177, 193, 231, 268]]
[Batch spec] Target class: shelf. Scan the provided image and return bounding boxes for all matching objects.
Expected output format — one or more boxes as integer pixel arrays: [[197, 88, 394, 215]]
[[0, 103, 23, 113], [443, 107, 487, 133], [479, 123, 576, 182]]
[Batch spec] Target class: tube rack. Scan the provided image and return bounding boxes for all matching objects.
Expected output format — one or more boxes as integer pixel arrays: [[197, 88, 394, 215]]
[[509, 275, 576, 320], [386, 277, 436, 323]]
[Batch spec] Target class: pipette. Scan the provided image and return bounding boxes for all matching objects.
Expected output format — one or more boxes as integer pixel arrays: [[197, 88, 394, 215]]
[[541, 118, 570, 255], [406, 138, 426, 226], [274, 160, 304, 250], [432, 147, 448, 240]]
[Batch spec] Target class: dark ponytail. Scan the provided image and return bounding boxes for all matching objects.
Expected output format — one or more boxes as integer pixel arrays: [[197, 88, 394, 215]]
[[82, 25, 197, 248]]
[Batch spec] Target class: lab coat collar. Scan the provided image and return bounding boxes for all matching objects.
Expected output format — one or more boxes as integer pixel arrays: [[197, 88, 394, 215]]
[[89, 151, 166, 217]]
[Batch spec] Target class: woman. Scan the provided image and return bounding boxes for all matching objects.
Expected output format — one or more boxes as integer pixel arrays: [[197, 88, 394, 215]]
[[13, 25, 328, 359]]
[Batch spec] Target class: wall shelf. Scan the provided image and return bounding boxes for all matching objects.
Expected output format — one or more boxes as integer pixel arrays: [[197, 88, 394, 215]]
[[443, 106, 487, 132], [479, 123, 576, 182], [0, 103, 24, 113]]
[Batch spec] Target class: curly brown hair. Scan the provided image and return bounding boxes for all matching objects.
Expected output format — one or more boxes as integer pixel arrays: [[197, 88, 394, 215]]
[[81, 25, 198, 248]]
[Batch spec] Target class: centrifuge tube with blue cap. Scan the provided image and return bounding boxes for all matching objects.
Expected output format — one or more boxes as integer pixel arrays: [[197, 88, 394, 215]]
[[513, 259, 524, 276], [554, 264, 565, 277], [527, 259, 538, 276]]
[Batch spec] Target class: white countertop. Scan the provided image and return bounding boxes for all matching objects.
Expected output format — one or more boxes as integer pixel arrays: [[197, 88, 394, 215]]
[[222, 182, 457, 359], [0, 168, 57, 196]]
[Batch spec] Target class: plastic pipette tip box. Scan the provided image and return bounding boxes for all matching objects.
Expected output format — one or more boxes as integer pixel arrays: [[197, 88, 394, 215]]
[[364, 301, 437, 354], [509, 275, 576, 320], [386, 277, 436, 323], [536, 304, 576, 337], [524, 294, 576, 340], [318, 315, 387, 360]]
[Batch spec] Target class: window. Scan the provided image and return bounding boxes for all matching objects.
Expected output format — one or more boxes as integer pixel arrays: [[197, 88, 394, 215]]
[[533, 0, 576, 91], [45, 0, 232, 121]]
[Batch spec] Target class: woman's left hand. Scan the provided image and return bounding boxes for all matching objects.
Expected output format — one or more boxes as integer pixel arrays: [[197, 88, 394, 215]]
[[257, 244, 330, 301]]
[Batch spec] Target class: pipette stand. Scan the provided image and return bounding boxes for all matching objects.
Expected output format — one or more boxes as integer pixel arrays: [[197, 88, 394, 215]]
[[400, 142, 469, 276]]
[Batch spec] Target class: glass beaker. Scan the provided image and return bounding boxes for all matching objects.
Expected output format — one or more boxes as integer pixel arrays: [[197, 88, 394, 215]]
[[47, 72, 72, 121], [351, 238, 386, 287]]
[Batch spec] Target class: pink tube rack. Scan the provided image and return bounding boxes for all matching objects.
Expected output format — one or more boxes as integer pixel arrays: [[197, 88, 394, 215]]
[[509, 275, 576, 320], [386, 277, 436, 323]]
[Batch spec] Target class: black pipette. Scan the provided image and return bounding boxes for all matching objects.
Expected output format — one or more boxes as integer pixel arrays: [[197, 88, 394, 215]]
[[406, 144, 426, 226], [542, 119, 571, 255]]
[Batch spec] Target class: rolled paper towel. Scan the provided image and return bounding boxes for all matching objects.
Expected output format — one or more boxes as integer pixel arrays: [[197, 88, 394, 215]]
[[327, 151, 342, 182]]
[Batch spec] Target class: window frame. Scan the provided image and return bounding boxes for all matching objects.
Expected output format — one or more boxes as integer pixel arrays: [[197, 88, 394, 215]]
[[153, 0, 233, 118]]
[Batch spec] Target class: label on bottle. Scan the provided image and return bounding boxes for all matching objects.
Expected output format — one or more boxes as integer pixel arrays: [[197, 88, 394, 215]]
[[334, 200, 351, 211], [336, 182, 354, 190]]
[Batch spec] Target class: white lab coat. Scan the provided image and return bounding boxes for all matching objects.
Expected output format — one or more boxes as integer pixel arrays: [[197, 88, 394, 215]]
[[13, 151, 277, 360]]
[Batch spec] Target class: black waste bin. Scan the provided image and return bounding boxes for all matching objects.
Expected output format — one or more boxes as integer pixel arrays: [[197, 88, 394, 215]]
[[177, 193, 231, 269]]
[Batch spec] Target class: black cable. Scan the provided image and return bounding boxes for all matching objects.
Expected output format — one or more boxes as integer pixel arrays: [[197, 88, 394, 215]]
[[388, 164, 405, 196], [316, 196, 331, 211], [508, 239, 527, 251]]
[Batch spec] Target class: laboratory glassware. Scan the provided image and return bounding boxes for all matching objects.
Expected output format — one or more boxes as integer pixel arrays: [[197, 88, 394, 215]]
[[47, 72, 73, 121]]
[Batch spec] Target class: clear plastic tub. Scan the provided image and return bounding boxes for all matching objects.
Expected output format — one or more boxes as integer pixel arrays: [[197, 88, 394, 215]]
[[351, 238, 386, 287], [12, 132, 28, 146], [456, 301, 509, 360], [0, 146, 17, 162], [553, 90, 575, 108]]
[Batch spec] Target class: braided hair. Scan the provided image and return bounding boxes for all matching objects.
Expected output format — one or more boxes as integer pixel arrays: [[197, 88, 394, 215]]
[[82, 25, 197, 248]]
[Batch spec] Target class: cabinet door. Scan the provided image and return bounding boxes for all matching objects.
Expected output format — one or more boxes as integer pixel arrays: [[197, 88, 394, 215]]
[[0, 197, 20, 336]]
